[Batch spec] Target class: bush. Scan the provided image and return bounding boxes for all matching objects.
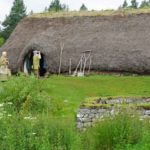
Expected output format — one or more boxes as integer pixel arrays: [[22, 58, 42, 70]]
[[82, 110, 144, 150], [0, 75, 51, 114]]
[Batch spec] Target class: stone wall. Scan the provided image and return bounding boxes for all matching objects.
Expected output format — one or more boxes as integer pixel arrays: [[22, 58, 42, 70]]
[[77, 98, 150, 130]]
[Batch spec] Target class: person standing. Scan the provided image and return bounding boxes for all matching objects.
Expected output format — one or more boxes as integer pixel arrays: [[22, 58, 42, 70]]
[[0, 51, 11, 81], [33, 51, 41, 78]]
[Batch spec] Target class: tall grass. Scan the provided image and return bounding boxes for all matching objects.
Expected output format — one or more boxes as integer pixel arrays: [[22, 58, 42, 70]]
[[0, 110, 149, 150], [0, 115, 81, 150], [0, 75, 150, 149], [82, 110, 150, 150]]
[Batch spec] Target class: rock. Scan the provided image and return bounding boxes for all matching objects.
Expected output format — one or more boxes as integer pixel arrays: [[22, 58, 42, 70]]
[[80, 109, 91, 114], [77, 113, 84, 118], [91, 109, 98, 114], [89, 113, 95, 119], [144, 110, 150, 116], [77, 122, 83, 129], [98, 109, 106, 113]]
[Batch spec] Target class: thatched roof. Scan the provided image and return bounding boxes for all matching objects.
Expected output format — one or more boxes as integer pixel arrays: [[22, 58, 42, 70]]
[[2, 10, 150, 74]]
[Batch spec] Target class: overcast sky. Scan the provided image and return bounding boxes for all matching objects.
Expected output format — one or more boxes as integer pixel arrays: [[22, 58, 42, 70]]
[[0, 0, 144, 22]]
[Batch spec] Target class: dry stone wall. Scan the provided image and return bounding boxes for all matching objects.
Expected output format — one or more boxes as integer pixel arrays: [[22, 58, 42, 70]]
[[77, 98, 150, 130]]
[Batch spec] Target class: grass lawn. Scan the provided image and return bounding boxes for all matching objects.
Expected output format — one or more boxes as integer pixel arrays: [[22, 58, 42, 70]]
[[1, 74, 150, 119], [42, 75, 150, 117]]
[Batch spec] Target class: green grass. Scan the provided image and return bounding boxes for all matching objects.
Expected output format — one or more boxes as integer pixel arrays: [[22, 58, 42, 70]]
[[41, 75, 150, 117], [1, 75, 150, 118], [0, 75, 150, 149], [30, 8, 150, 19]]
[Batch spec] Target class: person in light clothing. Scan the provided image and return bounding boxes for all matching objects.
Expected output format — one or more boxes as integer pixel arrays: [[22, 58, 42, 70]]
[[33, 51, 41, 78], [0, 51, 11, 81]]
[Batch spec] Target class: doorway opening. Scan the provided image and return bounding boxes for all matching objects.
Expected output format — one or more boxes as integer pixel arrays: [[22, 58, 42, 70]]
[[24, 51, 47, 76]]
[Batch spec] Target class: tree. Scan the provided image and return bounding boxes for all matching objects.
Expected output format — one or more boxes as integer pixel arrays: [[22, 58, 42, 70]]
[[1, 0, 26, 40], [48, 0, 67, 12], [131, 0, 138, 9], [44, 7, 48, 12], [140, 0, 150, 8], [80, 3, 88, 11], [122, 0, 128, 8]]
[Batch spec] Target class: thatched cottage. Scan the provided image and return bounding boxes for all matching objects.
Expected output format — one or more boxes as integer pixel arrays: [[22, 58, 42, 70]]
[[1, 11, 150, 75]]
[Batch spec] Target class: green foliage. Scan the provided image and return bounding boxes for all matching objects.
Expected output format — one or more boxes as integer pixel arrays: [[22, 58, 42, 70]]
[[48, 0, 68, 12], [0, 115, 81, 150], [1, 75, 150, 117], [82, 111, 149, 150], [0, 37, 5, 47], [122, 0, 128, 8], [131, 0, 138, 9], [0, 75, 51, 115], [0, 75, 150, 150], [80, 4, 88, 11], [140, 0, 150, 8], [1, 0, 26, 40]]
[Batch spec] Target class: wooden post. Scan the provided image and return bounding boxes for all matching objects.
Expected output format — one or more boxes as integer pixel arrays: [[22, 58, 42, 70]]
[[74, 55, 83, 76], [69, 58, 72, 75], [79, 54, 83, 72], [83, 51, 92, 75], [58, 43, 64, 75], [88, 55, 92, 74]]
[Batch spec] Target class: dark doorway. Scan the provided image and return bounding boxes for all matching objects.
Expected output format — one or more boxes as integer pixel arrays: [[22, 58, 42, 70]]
[[39, 53, 47, 76], [24, 51, 47, 76]]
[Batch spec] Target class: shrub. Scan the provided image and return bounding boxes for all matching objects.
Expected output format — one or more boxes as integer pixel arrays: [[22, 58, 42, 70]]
[[82, 110, 143, 150], [0, 75, 51, 114]]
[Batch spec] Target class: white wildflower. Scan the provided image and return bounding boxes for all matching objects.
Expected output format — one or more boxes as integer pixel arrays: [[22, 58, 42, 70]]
[[24, 117, 31, 120], [24, 116, 37, 120], [64, 100, 68, 103], [0, 103, 4, 107], [7, 102, 13, 105]]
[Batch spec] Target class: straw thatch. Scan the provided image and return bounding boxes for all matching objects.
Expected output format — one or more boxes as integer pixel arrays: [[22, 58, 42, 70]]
[[1, 13, 150, 74]]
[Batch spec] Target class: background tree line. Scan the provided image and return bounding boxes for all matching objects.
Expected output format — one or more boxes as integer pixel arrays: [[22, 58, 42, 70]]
[[0, 0, 150, 47], [122, 0, 150, 9]]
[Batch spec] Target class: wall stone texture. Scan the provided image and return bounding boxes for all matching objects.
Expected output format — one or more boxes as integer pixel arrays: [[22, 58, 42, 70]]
[[77, 98, 150, 130]]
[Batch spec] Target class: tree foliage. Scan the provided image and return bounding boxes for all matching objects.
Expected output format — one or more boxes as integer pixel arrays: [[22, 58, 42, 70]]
[[131, 0, 138, 9], [48, 0, 68, 12], [80, 4, 88, 11], [140, 0, 150, 8], [1, 0, 26, 40], [122, 0, 128, 8]]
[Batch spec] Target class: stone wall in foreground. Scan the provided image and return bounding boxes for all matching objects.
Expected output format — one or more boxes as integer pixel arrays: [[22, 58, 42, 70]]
[[77, 98, 150, 130]]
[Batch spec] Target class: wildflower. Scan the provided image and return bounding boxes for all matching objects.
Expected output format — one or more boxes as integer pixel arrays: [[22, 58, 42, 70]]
[[24, 116, 37, 120], [64, 100, 68, 103], [6, 102, 13, 105], [0, 103, 4, 107]]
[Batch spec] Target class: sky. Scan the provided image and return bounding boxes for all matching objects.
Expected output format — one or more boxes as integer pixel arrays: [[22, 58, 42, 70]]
[[0, 0, 144, 22]]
